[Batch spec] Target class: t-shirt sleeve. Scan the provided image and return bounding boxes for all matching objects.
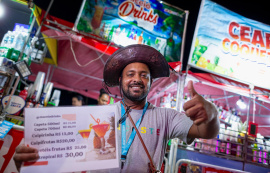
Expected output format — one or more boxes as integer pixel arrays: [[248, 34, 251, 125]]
[[167, 109, 193, 143]]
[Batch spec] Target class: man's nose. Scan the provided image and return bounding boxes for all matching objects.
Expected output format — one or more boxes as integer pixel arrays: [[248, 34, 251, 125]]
[[133, 74, 142, 82]]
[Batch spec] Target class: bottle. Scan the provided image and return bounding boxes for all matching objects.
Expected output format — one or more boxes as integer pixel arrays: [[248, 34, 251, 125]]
[[31, 41, 39, 61], [263, 139, 268, 165], [104, 24, 110, 39], [215, 134, 220, 153], [37, 43, 45, 61], [138, 31, 143, 44], [1, 31, 10, 47], [236, 134, 242, 157], [164, 32, 175, 61], [147, 37, 151, 46], [126, 28, 131, 38], [15, 87, 29, 116], [133, 31, 137, 41], [19, 87, 28, 100], [35, 92, 46, 108], [26, 90, 38, 108], [258, 146, 263, 164], [128, 28, 134, 40], [252, 142, 258, 162], [108, 26, 115, 42], [7, 31, 15, 48], [226, 127, 231, 155]]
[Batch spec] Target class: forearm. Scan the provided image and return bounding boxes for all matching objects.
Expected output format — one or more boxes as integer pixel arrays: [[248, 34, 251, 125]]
[[197, 115, 220, 139]]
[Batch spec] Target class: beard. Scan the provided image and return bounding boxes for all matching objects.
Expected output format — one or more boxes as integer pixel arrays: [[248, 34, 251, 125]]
[[120, 81, 150, 102]]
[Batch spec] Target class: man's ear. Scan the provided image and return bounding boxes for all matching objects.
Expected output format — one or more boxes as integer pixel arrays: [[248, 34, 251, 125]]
[[119, 76, 122, 83]]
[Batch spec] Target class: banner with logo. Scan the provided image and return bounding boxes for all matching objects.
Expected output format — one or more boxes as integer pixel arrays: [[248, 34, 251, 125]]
[[76, 0, 186, 62], [188, 0, 270, 89]]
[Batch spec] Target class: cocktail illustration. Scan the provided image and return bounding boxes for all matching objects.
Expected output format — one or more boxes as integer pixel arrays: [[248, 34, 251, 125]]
[[91, 6, 104, 34], [90, 114, 110, 154], [78, 124, 93, 146]]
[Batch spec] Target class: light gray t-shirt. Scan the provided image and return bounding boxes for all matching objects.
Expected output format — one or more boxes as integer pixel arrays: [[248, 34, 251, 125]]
[[92, 101, 193, 173]]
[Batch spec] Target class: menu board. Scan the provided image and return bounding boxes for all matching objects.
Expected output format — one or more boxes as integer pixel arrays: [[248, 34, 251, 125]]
[[21, 105, 118, 173]]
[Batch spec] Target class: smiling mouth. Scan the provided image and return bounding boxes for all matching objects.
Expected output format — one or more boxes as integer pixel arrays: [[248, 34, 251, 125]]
[[130, 85, 144, 89]]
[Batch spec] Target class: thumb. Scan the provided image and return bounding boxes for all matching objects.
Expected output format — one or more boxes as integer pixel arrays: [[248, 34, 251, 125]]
[[187, 80, 197, 98]]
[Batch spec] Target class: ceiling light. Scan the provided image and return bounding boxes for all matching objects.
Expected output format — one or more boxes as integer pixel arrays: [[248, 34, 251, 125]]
[[237, 96, 246, 109], [0, 3, 4, 18]]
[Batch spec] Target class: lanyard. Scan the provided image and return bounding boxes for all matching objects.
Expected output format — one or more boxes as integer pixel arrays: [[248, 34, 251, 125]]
[[120, 101, 148, 164]]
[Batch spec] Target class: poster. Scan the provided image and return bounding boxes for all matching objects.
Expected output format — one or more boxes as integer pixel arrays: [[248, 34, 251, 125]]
[[76, 0, 186, 62], [21, 105, 118, 173], [188, 0, 270, 90]]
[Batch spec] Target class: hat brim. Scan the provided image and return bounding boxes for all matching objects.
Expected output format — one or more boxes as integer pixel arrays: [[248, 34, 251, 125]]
[[104, 44, 170, 87]]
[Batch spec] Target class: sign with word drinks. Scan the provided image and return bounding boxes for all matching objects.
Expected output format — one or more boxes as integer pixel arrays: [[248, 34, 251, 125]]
[[189, 0, 270, 89], [76, 0, 186, 62]]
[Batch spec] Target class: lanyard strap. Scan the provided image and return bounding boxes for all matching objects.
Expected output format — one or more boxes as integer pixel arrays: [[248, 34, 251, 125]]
[[120, 101, 148, 161]]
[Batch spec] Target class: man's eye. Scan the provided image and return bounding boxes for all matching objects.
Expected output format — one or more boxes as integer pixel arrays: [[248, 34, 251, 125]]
[[141, 74, 148, 78], [127, 74, 134, 77]]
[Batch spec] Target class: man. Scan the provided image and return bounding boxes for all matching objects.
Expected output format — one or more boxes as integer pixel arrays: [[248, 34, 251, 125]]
[[13, 44, 219, 172], [72, 95, 84, 106]]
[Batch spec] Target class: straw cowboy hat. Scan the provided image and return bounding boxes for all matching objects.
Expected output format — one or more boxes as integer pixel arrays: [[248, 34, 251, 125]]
[[103, 44, 170, 87]]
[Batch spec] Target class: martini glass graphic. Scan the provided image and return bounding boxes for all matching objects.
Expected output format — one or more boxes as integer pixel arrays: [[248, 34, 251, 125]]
[[91, 114, 110, 154], [78, 124, 93, 147]]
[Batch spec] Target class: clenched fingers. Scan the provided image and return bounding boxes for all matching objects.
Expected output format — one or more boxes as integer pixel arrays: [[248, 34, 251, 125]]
[[15, 145, 38, 154], [13, 145, 39, 172]]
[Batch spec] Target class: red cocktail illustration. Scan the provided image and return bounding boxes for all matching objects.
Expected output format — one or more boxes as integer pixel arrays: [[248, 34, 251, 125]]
[[79, 129, 92, 139], [78, 124, 93, 146], [91, 114, 110, 154]]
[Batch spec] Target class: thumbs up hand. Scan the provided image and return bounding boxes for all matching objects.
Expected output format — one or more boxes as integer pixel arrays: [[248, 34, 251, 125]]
[[183, 81, 216, 125]]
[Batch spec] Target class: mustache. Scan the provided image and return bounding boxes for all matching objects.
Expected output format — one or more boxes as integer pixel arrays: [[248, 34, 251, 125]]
[[129, 82, 144, 88]]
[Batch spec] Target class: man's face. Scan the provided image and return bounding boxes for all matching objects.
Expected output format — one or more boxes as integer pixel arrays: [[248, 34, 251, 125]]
[[120, 62, 152, 101], [72, 97, 82, 106], [98, 94, 109, 105]]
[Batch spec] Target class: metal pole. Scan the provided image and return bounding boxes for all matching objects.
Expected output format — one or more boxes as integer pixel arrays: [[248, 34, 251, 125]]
[[18, 16, 36, 61], [242, 84, 253, 171], [168, 139, 175, 173], [176, 74, 186, 112], [34, 0, 55, 38], [171, 138, 179, 173], [168, 10, 190, 170], [180, 11, 189, 71], [45, 65, 51, 85]]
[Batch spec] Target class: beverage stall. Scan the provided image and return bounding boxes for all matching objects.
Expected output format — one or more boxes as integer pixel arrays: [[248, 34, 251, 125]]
[[0, 0, 270, 172]]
